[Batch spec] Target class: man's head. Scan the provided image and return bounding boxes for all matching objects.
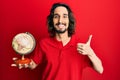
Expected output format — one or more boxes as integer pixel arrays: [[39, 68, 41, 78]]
[[47, 3, 75, 37]]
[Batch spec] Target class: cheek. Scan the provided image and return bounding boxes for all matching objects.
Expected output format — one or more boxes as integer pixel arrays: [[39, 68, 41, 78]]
[[53, 20, 57, 28], [53, 19, 58, 25], [66, 18, 69, 24], [66, 20, 69, 27]]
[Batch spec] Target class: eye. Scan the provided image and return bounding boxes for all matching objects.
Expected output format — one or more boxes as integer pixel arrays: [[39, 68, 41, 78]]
[[63, 15, 68, 18], [53, 15, 59, 18]]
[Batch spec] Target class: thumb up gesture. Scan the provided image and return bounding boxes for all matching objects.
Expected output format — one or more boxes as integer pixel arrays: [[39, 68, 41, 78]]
[[77, 35, 94, 56]]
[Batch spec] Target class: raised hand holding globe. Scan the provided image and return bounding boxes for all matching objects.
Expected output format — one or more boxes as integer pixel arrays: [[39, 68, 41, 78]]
[[12, 32, 36, 67]]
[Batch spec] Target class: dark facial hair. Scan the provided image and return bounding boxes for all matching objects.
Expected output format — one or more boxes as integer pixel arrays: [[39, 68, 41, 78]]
[[54, 22, 67, 34]]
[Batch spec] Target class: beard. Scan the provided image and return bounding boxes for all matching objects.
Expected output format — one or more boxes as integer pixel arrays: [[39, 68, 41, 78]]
[[54, 22, 67, 34], [55, 28, 67, 34]]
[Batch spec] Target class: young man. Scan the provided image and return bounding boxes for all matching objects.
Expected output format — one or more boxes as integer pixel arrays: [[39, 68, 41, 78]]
[[12, 3, 103, 80]]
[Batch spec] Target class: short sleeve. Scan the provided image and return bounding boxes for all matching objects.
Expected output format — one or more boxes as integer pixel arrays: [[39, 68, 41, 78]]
[[82, 55, 92, 69], [31, 41, 45, 64]]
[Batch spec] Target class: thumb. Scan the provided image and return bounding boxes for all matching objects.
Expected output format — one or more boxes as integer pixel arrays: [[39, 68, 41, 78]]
[[86, 35, 92, 45]]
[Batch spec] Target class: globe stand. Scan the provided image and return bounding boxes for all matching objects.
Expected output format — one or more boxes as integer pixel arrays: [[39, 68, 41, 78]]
[[15, 55, 31, 65]]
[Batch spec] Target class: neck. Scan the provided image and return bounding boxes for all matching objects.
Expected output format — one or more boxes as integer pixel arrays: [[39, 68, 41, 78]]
[[55, 31, 71, 46]]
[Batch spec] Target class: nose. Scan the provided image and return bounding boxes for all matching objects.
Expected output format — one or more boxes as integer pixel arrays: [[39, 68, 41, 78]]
[[58, 17, 62, 23]]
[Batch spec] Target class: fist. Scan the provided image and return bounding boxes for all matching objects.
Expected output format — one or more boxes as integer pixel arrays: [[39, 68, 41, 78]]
[[77, 35, 94, 56]]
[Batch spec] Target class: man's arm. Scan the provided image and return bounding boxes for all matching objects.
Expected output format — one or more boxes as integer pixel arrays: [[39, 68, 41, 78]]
[[87, 49, 103, 74], [77, 35, 104, 74]]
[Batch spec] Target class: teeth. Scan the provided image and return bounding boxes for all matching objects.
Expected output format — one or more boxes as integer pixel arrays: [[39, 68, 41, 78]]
[[58, 24, 64, 28]]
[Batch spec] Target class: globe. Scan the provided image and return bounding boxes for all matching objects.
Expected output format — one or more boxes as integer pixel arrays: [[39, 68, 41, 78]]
[[12, 32, 36, 55], [12, 32, 36, 64]]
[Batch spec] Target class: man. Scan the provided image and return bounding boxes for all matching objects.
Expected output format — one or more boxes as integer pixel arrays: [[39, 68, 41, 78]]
[[12, 2, 103, 80]]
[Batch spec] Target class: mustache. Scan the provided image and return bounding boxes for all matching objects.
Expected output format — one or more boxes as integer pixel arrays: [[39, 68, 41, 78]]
[[55, 22, 66, 26]]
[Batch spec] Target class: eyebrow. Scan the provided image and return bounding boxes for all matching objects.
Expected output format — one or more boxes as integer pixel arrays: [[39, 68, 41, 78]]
[[54, 13, 68, 16]]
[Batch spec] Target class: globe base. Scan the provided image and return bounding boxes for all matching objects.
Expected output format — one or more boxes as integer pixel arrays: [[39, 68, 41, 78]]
[[15, 58, 31, 65]]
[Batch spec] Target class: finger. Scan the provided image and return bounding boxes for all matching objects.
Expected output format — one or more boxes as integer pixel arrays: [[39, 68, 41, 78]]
[[77, 43, 84, 48], [79, 51, 83, 54], [77, 47, 84, 50], [12, 57, 18, 60], [77, 48, 83, 50], [86, 35, 92, 45], [11, 64, 17, 67], [18, 64, 23, 69], [24, 64, 29, 68], [77, 48, 83, 53], [29, 61, 33, 66], [78, 50, 83, 54], [19, 66, 23, 69]]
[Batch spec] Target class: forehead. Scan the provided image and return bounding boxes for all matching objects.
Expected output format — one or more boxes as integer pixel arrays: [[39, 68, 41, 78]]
[[54, 6, 68, 14]]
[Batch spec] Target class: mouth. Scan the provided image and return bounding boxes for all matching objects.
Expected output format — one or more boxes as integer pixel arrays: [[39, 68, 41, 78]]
[[56, 23, 66, 29], [55, 23, 67, 33]]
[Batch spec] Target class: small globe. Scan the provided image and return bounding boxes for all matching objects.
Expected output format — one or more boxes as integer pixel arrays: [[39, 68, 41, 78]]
[[12, 32, 36, 55]]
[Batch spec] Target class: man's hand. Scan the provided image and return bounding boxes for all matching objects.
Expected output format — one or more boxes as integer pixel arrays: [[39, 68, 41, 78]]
[[11, 57, 37, 69], [77, 35, 104, 74], [11, 57, 31, 69], [77, 35, 94, 56]]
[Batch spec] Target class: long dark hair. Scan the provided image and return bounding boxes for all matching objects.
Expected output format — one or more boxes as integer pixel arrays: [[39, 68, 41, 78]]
[[47, 3, 76, 37]]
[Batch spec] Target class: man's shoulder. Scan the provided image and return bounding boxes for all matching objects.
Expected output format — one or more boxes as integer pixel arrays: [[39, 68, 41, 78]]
[[71, 34, 81, 42], [39, 36, 54, 44]]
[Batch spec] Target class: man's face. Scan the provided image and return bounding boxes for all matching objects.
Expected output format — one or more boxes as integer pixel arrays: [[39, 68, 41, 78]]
[[53, 6, 69, 33]]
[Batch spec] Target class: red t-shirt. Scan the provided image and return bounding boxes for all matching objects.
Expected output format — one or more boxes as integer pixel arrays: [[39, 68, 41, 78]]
[[32, 35, 92, 80]]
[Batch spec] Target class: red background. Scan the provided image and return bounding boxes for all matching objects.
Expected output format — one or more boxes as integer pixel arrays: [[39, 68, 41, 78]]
[[0, 0, 120, 80]]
